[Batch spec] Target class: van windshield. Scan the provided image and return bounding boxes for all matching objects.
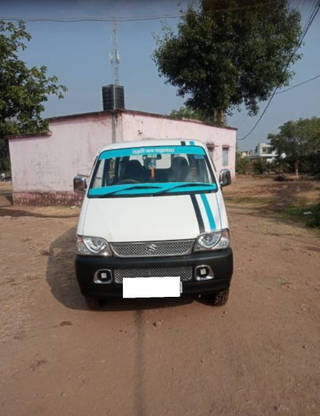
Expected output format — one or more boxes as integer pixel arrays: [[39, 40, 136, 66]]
[[88, 145, 217, 197]]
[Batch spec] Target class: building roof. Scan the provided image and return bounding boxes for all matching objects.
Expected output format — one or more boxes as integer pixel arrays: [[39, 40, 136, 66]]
[[8, 108, 237, 140], [48, 109, 236, 130]]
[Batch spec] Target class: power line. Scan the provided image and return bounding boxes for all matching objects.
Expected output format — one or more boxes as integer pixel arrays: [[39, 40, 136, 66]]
[[238, 1, 320, 141], [0, 1, 279, 23], [0, 14, 184, 23], [234, 72, 320, 130], [276, 73, 320, 94]]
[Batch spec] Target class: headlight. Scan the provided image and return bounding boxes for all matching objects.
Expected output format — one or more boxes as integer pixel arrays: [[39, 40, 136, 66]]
[[194, 229, 230, 251], [77, 235, 111, 256]]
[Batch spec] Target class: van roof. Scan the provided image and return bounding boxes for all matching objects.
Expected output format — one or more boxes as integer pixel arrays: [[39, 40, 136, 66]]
[[98, 138, 205, 153]]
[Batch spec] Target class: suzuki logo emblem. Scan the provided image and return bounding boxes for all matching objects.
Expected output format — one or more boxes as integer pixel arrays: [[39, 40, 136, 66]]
[[146, 243, 158, 253]]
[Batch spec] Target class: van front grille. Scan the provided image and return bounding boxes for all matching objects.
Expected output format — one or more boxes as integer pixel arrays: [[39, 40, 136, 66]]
[[114, 266, 193, 284], [110, 239, 194, 258]]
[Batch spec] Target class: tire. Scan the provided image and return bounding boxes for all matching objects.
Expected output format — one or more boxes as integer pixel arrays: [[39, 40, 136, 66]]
[[203, 288, 230, 306], [84, 296, 103, 310]]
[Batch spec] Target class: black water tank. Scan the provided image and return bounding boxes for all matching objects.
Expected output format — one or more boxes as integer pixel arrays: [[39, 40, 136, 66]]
[[102, 84, 125, 110]]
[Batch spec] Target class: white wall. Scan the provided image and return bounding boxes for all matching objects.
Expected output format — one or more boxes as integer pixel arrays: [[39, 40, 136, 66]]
[[121, 112, 236, 177], [9, 114, 112, 192], [9, 111, 236, 195]]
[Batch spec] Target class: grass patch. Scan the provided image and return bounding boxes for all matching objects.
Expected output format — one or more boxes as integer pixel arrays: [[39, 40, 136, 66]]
[[279, 202, 320, 228], [225, 192, 320, 231]]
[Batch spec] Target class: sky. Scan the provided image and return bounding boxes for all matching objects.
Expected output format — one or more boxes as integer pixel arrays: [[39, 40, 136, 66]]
[[1, 0, 319, 151]]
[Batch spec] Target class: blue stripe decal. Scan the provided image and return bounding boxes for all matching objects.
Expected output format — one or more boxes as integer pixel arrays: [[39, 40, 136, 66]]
[[200, 193, 216, 230], [99, 145, 205, 160]]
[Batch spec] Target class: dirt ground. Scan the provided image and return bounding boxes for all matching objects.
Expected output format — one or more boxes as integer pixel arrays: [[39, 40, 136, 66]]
[[0, 177, 319, 416]]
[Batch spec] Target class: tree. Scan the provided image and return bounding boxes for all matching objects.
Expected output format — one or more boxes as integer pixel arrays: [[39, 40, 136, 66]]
[[269, 117, 320, 179], [0, 20, 66, 170], [153, 0, 301, 123], [170, 105, 214, 124]]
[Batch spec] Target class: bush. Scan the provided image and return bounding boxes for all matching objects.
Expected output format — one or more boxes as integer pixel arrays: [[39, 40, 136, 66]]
[[308, 203, 320, 228], [0, 157, 10, 172], [236, 154, 251, 174], [252, 158, 270, 175], [300, 153, 320, 175], [269, 158, 291, 174], [0, 139, 10, 173]]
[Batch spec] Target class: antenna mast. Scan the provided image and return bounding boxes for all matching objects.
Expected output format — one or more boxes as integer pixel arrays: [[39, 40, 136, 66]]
[[103, 19, 124, 116], [110, 19, 120, 86]]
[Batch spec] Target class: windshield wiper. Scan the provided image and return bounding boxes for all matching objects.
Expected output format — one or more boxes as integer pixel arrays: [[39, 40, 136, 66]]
[[89, 184, 163, 197], [155, 182, 216, 196], [89, 182, 216, 197]]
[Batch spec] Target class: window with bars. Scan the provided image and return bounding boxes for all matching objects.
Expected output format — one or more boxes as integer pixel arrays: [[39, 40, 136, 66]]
[[222, 147, 229, 167]]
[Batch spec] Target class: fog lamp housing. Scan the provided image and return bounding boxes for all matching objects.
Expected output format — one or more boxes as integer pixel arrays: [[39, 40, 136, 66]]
[[94, 269, 113, 284], [195, 265, 214, 281]]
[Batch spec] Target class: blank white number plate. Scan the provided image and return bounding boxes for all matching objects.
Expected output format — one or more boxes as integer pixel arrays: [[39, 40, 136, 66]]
[[123, 276, 181, 298]]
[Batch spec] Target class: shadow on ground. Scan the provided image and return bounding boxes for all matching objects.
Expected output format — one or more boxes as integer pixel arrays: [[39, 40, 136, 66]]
[[0, 206, 79, 218], [46, 226, 193, 311]]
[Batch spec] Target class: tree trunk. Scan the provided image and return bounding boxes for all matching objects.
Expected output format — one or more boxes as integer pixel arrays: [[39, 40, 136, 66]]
[[219, 109, 224, 124], [213, 109, 217, 123], [213, 109, 224, 124], [294, 160, 299, 180]]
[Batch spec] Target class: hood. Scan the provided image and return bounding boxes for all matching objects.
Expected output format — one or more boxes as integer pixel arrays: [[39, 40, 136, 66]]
[[78, 193, 222, 242]]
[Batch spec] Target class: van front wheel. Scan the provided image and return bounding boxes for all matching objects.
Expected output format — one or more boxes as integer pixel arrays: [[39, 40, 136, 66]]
[[84, 296, 103, 310], [203, 288, 229, 306]]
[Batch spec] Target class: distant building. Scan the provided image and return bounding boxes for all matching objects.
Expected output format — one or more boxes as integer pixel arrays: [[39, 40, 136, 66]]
[[8, 109, 237, 205], [239, 150, 253, 158], [253, 143, 278, 162]]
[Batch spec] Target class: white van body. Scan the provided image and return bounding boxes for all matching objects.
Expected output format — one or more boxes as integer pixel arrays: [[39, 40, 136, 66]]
[[75, 139, 233, 305]]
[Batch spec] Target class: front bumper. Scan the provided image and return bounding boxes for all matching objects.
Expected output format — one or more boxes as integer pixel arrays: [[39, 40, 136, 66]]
[[75, 248, 233, 298]]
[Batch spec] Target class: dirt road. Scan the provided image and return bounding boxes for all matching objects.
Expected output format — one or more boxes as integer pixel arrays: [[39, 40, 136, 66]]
[[0, 178, 319, 416]]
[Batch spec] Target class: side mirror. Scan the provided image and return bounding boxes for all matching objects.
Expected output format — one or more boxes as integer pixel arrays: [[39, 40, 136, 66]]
[[73, 175, 87, 192], [219, 169, 231, 187]]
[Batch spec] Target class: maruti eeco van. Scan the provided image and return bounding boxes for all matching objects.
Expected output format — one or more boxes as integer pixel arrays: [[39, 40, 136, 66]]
[[74, 139, 233, 306]]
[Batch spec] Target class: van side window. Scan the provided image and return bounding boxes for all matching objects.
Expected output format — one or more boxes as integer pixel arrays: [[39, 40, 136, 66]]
[[92, 160, 104, 188]]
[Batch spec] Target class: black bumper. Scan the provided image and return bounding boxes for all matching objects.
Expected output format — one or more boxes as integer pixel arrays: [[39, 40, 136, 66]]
[[75, 248, 233, 298]]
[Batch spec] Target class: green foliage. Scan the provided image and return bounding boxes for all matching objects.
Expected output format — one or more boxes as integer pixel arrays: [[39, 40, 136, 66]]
[[269, 117, 320, 176], [309, 204, 320, 228], [0, 20, 66, 139], [300, 153, 320, 175], [235, 153, 250, 174], [252, 158, 270, 175], [0, 139, 10, 171], [268, 158, 290, 175], [170, 105, 215, 124], [281, 203, 320, 229], [153, 0, 301, 120], [0, 20, 66, 173]]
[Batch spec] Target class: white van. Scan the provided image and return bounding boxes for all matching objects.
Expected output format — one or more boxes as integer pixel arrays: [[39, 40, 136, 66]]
[[74, 139, 233, 307]]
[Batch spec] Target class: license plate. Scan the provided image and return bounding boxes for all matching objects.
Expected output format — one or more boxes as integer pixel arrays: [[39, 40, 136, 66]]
[[123, 276, 181, 298]]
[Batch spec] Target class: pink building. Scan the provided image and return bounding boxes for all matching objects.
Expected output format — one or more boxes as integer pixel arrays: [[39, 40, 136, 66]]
[[8, 109, 236, 205]]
